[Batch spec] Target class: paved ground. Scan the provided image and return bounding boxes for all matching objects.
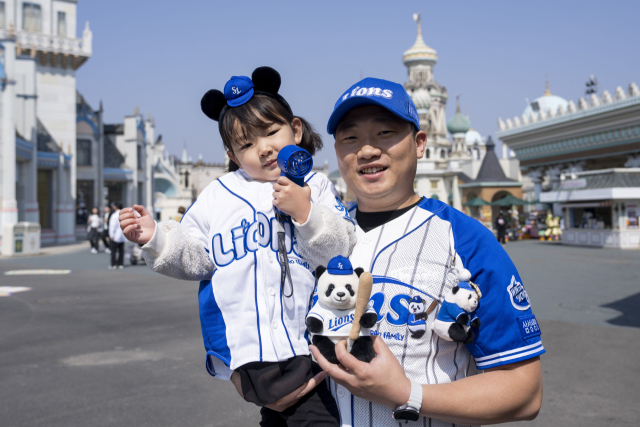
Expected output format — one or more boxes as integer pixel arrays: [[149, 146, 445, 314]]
[[1, 240, 639, 426]]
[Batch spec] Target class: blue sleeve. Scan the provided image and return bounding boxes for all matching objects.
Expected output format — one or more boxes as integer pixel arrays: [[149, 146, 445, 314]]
[[421, 199, 545, 370]]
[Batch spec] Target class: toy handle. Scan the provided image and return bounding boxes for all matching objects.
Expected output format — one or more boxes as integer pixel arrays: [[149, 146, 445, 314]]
[[349, 272, 373, 345]]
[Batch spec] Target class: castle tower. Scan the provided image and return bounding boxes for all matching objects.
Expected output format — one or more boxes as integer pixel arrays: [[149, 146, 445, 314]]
[[403, 13, 448, 146], [447, 96, 471, 159]]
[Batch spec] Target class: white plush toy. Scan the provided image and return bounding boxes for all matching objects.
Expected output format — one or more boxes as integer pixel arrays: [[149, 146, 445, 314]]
[[432, 267, 482, 344], [306, 256, 377, 364]]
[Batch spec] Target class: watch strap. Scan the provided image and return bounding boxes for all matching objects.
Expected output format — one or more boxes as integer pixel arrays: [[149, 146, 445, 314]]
[[407, 379, 423, 412]]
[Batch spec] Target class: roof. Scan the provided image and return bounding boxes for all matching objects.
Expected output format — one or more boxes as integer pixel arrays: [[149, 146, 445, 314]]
[[402, 15, 438, 65], [466, 137, 516, 184], [104, 124, 124, 135], [550, 168, 640, 191]]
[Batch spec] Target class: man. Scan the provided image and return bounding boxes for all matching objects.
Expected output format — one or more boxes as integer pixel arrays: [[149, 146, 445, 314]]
[[496, 210, 507, 244], [101, 205, 111, 253], [283, 78, 543, 426], [108, 202, 125, 269]]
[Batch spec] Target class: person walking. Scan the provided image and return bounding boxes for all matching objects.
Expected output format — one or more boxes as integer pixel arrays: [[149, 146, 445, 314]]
[[495, 211, 507, 244], [108, 202, 125, 269], [102, 205, 111, 254], [87, 207, 102, 254]]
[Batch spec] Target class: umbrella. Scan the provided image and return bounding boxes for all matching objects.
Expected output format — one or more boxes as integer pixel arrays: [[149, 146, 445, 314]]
[[491, 194, 532, 206], [463, 197, 491, 207]]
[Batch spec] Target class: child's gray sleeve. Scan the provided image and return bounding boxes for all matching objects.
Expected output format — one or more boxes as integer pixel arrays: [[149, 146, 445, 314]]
[[141, 220, 215, 281], [293, 203, 357, 270]]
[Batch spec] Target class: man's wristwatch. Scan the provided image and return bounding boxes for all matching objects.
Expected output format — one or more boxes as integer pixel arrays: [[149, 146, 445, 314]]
[[392, 379, 422, 422]]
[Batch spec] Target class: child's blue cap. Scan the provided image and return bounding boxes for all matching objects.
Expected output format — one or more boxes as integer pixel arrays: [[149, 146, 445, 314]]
[[327, 77, 420, 135], [327, 255, 353, 275], [224, 76, 255, 107]]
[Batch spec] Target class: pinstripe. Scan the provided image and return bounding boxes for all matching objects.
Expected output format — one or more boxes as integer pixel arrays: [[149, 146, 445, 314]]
[[400, 218, 432, 367]]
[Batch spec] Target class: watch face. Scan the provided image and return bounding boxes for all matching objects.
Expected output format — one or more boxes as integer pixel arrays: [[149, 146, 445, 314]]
[[393, 408, 420, 422]]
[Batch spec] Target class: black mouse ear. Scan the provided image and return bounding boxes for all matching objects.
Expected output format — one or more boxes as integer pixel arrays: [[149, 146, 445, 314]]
[[201, 89, 227, 121], [252, 66, 281, 95]]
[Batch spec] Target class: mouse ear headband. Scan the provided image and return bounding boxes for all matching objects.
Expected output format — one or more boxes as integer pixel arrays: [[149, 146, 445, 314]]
[[200, 66, 293, 127]]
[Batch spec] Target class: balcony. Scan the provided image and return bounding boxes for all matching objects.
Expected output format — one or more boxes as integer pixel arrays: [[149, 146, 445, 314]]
[[0, 22, 92, 70]]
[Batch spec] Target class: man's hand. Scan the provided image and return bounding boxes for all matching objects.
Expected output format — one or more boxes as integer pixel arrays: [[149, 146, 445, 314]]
[[311, 336, 411, 410], [119, 205, 156, 245], [272, 176, 312, 223], [230, 370, 327, 413]]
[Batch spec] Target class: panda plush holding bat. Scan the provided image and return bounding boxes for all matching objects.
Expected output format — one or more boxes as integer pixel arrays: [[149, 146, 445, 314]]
[[306, 256, 377, 364]]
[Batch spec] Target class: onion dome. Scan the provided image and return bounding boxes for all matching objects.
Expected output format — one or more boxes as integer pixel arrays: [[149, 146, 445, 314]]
[[523, 81, 568, 117], [402, 14, 438, 66], [411, 88, 431, 112], [447, 97, 471, 135], [465, 128, 484, 145]]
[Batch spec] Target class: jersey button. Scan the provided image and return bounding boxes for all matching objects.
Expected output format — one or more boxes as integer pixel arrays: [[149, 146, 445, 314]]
[[267, 287, 275, 296], [363, 237, 370, 244], [268, 253, 274, 263], [337, 389, 345, 398], [271, 320, 278, 329]]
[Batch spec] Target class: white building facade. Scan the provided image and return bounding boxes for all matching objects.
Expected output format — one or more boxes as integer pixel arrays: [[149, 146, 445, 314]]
[[0, 0, 91, 247]]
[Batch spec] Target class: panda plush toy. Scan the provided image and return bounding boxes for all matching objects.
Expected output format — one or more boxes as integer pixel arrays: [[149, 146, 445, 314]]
[[306, 256, 377, 364], [432, 281, 482, 344]]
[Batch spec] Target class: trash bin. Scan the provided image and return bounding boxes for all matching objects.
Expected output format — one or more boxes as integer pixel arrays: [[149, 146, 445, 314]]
[[2, 222, 41, 256]]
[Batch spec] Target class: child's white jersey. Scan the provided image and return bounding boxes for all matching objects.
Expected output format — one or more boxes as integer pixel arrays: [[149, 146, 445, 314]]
[[181, 170, 353, 380]]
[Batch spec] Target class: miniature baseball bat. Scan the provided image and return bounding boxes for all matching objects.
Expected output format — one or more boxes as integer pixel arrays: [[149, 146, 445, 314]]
[[349, 272, 373, 342]]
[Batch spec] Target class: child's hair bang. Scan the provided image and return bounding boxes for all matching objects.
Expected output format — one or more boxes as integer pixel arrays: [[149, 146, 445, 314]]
[[220, 95, 292, 150]]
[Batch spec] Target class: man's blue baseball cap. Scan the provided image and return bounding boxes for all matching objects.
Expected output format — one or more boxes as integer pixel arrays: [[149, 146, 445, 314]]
[[327, 255, 353, 275], [327, 77, 420, 135], [224, 76, 255, 107]]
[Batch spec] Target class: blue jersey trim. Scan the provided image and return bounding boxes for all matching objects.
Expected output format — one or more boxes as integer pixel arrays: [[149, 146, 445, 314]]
[[217, 178, 262, 361], [305, 172, 317, 183], [180, 199, 197, 223], [417, 197, 545, 368], [350, 394, 354, 427], [370, 213, 436, 271], [279, 271, 296, 356], [198, 278, 232, 368]]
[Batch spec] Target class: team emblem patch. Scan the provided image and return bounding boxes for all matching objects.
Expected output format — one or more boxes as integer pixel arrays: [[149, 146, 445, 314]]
[[507, 275, 530, 311]]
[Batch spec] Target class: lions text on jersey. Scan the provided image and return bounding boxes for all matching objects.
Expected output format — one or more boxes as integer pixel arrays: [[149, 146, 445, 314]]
[[181, 170, 352, 380], [330, 198, 544, 427]]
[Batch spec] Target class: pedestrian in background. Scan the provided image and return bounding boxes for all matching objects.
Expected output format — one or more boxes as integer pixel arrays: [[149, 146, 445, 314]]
[[173, 206, 186, 222], [108, 202, 125, 269], [102, 205, 111, 254], [87, 207, 102, 254], [495, 210, 507, 244]]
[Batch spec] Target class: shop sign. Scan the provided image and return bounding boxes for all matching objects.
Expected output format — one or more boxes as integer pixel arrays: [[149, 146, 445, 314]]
[[561, 178, 587, 190]]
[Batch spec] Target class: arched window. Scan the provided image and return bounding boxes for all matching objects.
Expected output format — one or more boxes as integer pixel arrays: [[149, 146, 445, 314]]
[[440, 150, 445, 159], [425, 149, 430, 159]]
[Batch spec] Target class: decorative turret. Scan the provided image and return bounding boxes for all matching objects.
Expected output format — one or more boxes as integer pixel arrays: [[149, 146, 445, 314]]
[[447, 96, 471, 135], [402, 13, 438, 68]]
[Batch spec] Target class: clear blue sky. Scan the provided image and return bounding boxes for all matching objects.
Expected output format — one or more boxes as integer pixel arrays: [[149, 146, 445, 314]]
[[76, 0, 639, 170]]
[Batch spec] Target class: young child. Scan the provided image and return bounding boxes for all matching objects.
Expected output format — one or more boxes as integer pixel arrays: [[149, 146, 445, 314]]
[[119, 67, 355, 426]]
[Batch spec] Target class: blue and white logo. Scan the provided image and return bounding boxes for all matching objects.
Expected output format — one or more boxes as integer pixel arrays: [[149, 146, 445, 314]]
[[507, 275, 530, 311]]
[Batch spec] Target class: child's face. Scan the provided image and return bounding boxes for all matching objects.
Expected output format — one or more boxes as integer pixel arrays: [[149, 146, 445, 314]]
[[228, 118, 303, 182]]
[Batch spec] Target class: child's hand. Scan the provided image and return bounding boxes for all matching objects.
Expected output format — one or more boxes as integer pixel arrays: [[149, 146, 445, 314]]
[[120, 205, 156, 245], [272, 176, 312, 223]]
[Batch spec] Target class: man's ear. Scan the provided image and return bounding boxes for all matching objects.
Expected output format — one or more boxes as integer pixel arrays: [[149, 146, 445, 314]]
[[415, 130, 427, 159], [354, 267, 364, 278], [315, 265, 326, 278], [291, 117, 303, 145]]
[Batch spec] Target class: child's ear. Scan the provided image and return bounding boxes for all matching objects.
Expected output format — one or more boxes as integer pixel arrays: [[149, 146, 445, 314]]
[[226, 150, 240, 167], [291, 117, 303, 145]]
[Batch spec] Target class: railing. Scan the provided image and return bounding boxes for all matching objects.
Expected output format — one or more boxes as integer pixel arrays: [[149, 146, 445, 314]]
[[0, 28, 91, 56]]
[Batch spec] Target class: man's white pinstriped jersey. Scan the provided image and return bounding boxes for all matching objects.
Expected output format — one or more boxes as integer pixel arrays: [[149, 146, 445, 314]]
[[327, 198, 544, 427], [140, 169, 356, 380]]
